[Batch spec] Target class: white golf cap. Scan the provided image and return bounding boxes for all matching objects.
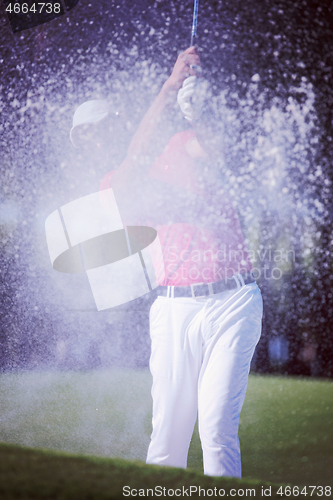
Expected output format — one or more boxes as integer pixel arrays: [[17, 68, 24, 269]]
[[70, 100, 111, 148]]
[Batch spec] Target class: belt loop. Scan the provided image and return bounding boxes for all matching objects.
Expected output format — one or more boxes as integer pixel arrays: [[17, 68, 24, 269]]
[[208, 282, 214, 295], [167, 286, 171, 298], [233, 274, 241, 289], [171, 286, 175, 298], [237, 273, 246, 287]]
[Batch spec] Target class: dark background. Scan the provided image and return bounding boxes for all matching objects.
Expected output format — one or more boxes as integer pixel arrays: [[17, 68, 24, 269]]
[[0, 0, 332, 376]]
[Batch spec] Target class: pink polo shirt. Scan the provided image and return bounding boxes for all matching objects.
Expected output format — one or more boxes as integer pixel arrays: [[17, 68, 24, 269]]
[[100, 131, 252, 286]]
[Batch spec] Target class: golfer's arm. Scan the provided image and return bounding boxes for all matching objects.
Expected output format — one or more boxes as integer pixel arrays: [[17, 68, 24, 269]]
[[110, 82, 177, 187], [127, 82, 177, 160]]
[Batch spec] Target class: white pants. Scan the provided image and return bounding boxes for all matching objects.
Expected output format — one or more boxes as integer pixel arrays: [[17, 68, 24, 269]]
[[146, 282, 263, 477]]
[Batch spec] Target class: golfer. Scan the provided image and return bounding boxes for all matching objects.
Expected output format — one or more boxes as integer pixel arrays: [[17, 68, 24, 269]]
[[71, 47, 263, 478]]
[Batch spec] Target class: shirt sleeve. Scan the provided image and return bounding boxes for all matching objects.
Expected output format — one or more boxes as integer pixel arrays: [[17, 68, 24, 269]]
[[180, 129, 196, 146]]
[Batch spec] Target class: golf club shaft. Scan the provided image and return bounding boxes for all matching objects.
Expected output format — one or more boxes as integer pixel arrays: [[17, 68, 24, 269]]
[[190, 0, 199, 47]]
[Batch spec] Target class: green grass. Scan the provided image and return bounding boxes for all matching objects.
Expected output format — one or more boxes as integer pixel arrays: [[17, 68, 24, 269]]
[[0, 443, 281, 500], [0, 370, 332, 490], [239, 374, 333, 486], [188, 373, 333, 486]]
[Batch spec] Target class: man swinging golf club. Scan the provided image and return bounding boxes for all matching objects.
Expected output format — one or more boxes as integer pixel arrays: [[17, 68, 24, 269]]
[[70, 46, 263, 478]]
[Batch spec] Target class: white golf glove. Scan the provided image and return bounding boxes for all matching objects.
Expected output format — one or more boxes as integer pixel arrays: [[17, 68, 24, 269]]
[[177, 75, 208, 123]]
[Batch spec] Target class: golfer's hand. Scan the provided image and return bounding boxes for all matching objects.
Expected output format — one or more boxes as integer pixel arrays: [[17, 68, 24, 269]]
[[165, 47, 201, 91], [177, 75, 208, 122]]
